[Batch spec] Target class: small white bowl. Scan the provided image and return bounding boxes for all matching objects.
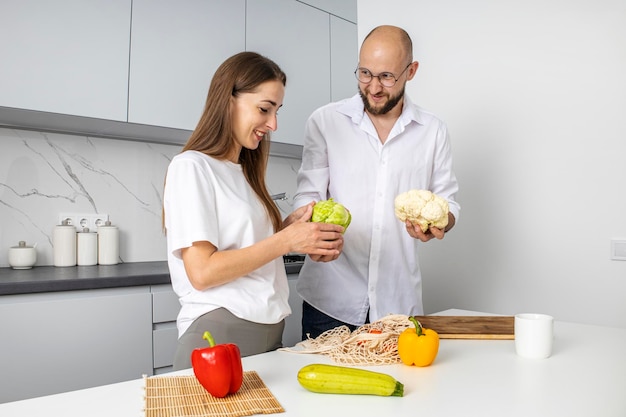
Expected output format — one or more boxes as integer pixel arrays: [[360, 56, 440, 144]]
[[8, 241, 37, 269]]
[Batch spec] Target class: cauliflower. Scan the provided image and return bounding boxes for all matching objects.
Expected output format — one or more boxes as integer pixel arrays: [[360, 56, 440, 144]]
[[394, 189, 449, 233], [311, 198, 351, 232]]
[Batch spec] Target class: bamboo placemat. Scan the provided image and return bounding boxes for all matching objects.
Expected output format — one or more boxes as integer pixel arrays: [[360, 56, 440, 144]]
[[144, 371, 284, 417]]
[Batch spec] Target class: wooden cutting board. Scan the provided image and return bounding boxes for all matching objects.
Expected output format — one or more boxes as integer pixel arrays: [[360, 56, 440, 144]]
[[412, 316, 515, 339]]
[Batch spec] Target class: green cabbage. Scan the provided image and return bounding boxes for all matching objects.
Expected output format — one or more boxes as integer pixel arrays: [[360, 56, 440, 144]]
[[311, 198, 351, 231]]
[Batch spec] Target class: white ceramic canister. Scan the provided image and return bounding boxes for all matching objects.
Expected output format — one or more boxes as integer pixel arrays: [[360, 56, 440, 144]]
[[53, 220, 77, 267], [8, 241, 37, 269], [98, 220, 119, 265], [77, 228, 98, 266]]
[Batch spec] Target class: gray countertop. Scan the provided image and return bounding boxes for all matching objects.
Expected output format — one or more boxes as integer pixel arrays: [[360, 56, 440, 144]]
[[0, 259, 303, 296], [0, 261, 171, 295]]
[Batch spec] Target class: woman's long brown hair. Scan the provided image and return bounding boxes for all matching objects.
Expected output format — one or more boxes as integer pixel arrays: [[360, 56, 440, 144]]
[[163, 52, 286, 232]]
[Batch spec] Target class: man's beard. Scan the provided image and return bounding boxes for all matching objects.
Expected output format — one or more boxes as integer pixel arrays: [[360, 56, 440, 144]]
[[359, 86, 405, 115]]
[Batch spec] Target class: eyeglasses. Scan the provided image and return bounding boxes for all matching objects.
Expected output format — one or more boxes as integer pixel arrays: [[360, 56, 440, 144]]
[[354, 63, 411, 87]]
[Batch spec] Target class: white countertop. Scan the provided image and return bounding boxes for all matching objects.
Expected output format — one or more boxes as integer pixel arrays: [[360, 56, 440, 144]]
[[2, 309, 625, 416]]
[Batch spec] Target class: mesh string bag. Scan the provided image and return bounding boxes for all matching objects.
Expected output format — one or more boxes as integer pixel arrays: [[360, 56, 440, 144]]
[[280, 314, 412, 366]]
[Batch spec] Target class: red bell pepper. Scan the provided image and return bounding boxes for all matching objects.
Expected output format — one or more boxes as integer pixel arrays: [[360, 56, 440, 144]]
[[191, 331, 243, 398]]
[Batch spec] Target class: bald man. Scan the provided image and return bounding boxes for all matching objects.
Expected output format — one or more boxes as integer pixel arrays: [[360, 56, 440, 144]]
[[293, 25, 461, 339]]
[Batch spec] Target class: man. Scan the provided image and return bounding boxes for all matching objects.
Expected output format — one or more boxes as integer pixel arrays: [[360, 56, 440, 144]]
[[294, 25, 460, 338]]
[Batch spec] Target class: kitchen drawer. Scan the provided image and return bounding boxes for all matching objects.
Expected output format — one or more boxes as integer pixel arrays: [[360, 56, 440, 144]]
[[153, 322, 178, 369], [151, 284, 180, 323]]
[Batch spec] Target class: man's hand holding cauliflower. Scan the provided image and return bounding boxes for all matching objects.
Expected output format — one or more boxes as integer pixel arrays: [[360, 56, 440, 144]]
[[394, 189, 455, 242]]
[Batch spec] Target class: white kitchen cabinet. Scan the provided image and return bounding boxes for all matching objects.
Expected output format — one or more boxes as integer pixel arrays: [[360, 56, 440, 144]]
[[0, 0, 357, 152], [0, 0, 131, 121], [330, 15, 358, 101], [298, 0, 357, 23], [0, 287, 153, 403], [151, 284, 180, 374], [246, 0, 331, 146], [128, 0, 245, 130]]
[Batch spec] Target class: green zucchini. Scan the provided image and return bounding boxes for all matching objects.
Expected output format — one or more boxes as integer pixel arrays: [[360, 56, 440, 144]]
[[297, 363, 404, 397]]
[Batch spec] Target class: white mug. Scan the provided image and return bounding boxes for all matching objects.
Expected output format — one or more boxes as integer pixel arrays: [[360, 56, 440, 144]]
[[514, 313, 554, 359]]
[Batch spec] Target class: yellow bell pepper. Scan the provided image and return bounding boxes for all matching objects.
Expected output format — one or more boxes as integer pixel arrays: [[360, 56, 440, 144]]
[[398, 317, 440, 367]]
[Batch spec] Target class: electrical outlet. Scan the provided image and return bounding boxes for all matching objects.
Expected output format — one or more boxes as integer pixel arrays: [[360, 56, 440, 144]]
[[59, 213, 109, 232], [611, 239, 626, 261]]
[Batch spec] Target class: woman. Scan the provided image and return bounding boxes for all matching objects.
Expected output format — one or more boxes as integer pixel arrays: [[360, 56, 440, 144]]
[[163, 51, 344, 370]]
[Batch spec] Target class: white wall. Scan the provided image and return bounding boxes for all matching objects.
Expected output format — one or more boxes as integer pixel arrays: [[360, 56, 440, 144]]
[[358, 0, 626, 328]]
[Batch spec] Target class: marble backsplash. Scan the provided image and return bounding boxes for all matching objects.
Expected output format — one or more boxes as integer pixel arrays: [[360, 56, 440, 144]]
[[0, 127, 300, 268]]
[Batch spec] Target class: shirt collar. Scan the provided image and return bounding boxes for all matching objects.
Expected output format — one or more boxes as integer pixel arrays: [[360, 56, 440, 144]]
[[338, 93, 424, 127]]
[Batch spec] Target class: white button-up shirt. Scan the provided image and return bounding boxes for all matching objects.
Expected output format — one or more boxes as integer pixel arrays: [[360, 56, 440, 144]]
[[294, 94, 460, 325]]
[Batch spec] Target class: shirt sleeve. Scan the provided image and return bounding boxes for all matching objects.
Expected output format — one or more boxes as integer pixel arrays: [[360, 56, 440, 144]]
[[294, 111, 330, 209], [430, 122, 461, 221], [164, 156, 219, 259]]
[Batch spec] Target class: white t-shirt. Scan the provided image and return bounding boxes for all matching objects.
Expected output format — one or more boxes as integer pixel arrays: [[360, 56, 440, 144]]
[[164, 150, 290, 338]]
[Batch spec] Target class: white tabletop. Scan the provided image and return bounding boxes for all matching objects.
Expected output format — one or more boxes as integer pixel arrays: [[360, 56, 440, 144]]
[[1, 309, 625, 417]]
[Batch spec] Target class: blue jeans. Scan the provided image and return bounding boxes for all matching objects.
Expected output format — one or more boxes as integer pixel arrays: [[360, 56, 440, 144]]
[[301, 301, 367, 340]]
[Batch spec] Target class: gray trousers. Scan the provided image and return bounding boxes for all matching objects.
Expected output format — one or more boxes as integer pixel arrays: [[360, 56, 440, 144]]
[[172, 307, 285, 371]]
